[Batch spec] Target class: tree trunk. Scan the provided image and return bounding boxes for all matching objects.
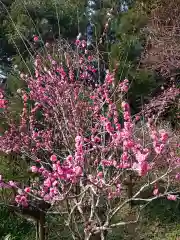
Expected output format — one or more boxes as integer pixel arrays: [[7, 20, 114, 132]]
[[90, 233, 101, 240]]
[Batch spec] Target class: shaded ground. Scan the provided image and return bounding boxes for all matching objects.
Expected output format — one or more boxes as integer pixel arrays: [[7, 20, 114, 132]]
[[0, 198, 180, 239], [108, 198, 180, 240]]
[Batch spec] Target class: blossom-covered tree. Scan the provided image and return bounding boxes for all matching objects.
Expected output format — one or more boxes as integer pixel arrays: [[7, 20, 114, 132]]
[[0, 40, 179, 240]]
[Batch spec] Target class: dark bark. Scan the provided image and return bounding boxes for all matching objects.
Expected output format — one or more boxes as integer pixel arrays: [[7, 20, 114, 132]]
[[39, 212, 46, 240], [90, 230, 108, 240]]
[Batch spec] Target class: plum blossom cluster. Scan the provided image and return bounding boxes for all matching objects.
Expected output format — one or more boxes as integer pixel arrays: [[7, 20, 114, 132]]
[[0, 89, 7, 109]]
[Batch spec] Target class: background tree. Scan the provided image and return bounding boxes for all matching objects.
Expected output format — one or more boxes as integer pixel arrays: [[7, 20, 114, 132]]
[[137, 0, 180, 127]]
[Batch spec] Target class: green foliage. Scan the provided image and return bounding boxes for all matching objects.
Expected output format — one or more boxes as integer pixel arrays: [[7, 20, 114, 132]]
[[0, 206, 34, 240], [128, 69, 158, 113], [0, 0, 15, 60]]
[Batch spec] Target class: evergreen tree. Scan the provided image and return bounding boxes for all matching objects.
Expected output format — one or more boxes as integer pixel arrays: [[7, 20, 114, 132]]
[[108, 2, 158, 113], [1, 0, 86, 59]]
